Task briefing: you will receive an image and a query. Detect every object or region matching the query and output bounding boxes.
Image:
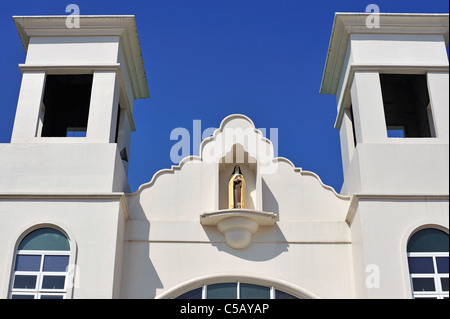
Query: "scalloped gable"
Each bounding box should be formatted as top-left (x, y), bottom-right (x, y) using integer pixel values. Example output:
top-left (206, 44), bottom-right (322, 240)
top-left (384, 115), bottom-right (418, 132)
top-left (200, 114), bottom-right (274, 170)
top-left (127, 114), bottom-right (350, 223)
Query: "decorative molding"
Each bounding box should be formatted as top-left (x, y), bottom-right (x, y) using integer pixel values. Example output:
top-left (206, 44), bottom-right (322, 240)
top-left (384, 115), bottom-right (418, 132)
top-left (155, 272), bottom-right (321, 299)
top-left (320, 13), bottom-right (449, 96)
top-left (0, 192), bottom-right (130, 220)
top-left (345, 193), bottom-right (450, 225)
top-left (130, 156), bottom-right (202, 195)
top-left (129, 114), bottom-right (349, 201)
top-left (201, 209), bottom-right (277, 249)
top-left (273, 157), bottom-right (350, 200)
top-left (201, 209), bottom-right (277, 226)
top-left (18, 63), bottom-right (121, 72)
top-left (13, 15), bottom-right (149, 100)
top-left (0, 192), bottom-right (125, 199)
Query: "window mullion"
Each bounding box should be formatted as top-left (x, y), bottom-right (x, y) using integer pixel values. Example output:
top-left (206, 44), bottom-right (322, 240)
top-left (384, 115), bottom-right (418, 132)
top-left (270, 286), bottom-right (275, 299)
top-left (237, 282), bottom-right (240, 299)
top-left (432, 255), bottom-right (438, 276)
top-left (202, 284), bottom-right (207, 299)
top-left (39, 251), bottom-right (45, 272)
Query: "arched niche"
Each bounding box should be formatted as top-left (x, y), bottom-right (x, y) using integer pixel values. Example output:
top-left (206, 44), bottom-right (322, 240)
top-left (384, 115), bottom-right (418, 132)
top-left (218, 144), bottom-right (258, 211)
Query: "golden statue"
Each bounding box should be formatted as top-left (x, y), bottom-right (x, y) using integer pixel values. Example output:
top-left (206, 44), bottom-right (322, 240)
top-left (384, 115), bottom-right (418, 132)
top-left (228, 165), bottom-right (246, 209)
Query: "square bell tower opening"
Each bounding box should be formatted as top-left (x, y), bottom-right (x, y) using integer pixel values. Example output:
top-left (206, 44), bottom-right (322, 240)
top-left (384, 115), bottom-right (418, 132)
top-left (39, 74), bottom-right (93, 138)
top-left (380, 74), bottom-right (436, 138)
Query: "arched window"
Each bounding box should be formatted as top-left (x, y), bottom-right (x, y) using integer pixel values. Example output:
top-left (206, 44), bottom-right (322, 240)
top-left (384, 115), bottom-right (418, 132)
top-left (9, 227), bottom-right (71, 299)
top-left (175, 282), bottom-right (299, 299)
top-left (407, 228), bottom-right (449, 299)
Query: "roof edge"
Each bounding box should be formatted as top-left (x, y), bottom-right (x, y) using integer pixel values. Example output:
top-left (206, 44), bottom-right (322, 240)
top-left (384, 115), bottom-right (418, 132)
top-left (320, 12), bottom-right (449, 96)
top-left (13, 15), bottom-right (149, 100)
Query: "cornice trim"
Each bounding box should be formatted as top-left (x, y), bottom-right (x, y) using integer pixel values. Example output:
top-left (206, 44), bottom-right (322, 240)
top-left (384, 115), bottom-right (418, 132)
top-left (320, 13), bottom-right (449, 96)
top-left (345, 193), bottom-right (449, 225)
top-left (13, 15), bottom-right (149, 100)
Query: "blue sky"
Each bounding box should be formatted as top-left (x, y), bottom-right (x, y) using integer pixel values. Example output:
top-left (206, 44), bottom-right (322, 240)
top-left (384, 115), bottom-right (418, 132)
top-left (0, 0), bottom-right (448, 192)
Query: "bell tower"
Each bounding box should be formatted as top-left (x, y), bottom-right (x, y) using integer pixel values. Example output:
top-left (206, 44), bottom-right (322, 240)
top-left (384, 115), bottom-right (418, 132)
top-left (3, 16), bottom-right (149, 193)
top-left (321, 13), bottom-right (449, 196)
top-left (320, 13), bottom-right (449, 298)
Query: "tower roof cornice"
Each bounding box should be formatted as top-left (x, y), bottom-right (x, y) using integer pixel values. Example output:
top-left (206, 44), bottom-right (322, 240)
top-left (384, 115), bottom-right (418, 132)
top-left (13, 15), bottom-right (149, 100)
top-left (320, 13), bottom-right (449, 96)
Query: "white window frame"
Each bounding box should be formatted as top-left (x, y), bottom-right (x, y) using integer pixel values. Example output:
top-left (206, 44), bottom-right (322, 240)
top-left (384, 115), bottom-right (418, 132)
top-left (9, 250), bottom-right (70, 299)
top-left (408, 252), bottom-right (449, 299)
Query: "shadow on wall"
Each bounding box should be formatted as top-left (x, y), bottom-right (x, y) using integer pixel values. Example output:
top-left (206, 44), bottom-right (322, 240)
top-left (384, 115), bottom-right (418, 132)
top-left (203, 175), bottom-right (287, 260)
top-left (121, 169), bottom-right (287, 295)
top-left (262, 177), bottom-right (279, 221)
top-left (120, 199), bottom-right (163, 298)
top-left (204, 224), bottom-right (289, 261)
top-left (201, 222), bottom-right (289, 262)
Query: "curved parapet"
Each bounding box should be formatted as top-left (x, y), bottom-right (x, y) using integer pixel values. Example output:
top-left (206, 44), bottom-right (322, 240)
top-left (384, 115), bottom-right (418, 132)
top-left (127, 114), bottom-right (350, 224)
top-left (130, 114), bottom-right (347, 201)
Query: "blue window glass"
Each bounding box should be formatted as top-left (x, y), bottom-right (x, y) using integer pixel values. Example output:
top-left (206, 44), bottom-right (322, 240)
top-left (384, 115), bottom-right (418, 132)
top-left (275, 289), bottom-right (299, 299)
top-left (11, 294), bottom-right (35, 299)
top-left (441, 278), bottom-right (449, 292)
top-left (43, 255), bottom-right (69, 272)
top-left (207, 283), bottom-right (237, 299)
top-left (14, 255), bottom-right (41, 271)
top-left (175, 287), bottom-right (202, 299)
top-left (175, 283), bottom-right (303, 300)
top-left (412, 278), bottom-right (435, 292)
top-left (18, 228), bottom-right (70, 251)
top-left (42, 276), bottom-right (65, 289)
top-left (408, 257), bottom-right (435, 274)
top-left (13, 275), bottom-right (37, 289)
top-left (240, 283), bottom-right (270, 299)
top-left (436, 257), bottom-right (449, 274)
top-left (40, 295), bottom-right (64, 299)
top-left (387, 127), bottom-right (405, 138)
top-left (407, 229), bottom-right (449, 253)
top-left (66, 128), bottom-right (87, 137)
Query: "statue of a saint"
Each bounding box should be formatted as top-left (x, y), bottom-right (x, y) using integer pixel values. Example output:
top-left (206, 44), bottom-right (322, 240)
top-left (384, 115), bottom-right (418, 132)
top-left (228, 165), bottom-right (246, 209)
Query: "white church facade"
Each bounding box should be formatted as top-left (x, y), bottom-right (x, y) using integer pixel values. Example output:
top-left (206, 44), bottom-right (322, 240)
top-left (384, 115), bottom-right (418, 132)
top-left (0, 13), bottom-right (448, 299)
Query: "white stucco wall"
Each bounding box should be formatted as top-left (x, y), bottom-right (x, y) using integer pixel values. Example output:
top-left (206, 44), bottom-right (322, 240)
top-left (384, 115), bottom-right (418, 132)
top-left (349, 197), bottom-right (449, 298)
top-left (341, 143), bottom-right (449, 195)
top-left (25, 36), bottom-right (120, 65)
top-left (121, 115), bottom-right (354, 299)
top-left (0, 144), bottom-right (129, 193)
top-left (0, 197), bottom-right (126, 299)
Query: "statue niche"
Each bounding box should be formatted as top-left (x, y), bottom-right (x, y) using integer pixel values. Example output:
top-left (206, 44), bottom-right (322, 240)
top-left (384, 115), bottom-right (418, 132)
top-left (228, 165), bottom-right (246, 209)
